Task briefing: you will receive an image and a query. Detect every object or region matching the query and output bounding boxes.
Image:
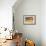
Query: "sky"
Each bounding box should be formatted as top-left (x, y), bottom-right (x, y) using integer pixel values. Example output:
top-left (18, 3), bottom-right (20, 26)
top-left (0, 0), bottom-right (16, 30)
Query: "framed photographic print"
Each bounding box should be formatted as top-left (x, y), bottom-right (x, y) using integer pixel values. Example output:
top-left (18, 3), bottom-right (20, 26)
top-left (23, 15), bottom-right (36, 25)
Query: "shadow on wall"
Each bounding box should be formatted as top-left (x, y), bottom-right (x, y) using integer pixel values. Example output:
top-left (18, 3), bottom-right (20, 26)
top-left (12, 0), bottom-right (41, 46)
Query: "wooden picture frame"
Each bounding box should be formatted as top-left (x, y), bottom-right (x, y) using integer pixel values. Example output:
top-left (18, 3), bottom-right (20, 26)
top-left (23, 15), bottom-right (36, 25)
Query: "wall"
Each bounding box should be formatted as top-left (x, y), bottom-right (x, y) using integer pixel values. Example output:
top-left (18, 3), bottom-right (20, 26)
top-left (13, 0), bottom-right (41, 46)
top-left (41, 0), bottom-right (46, 46)
top-left (0, 0), bottom-right (46, 46)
